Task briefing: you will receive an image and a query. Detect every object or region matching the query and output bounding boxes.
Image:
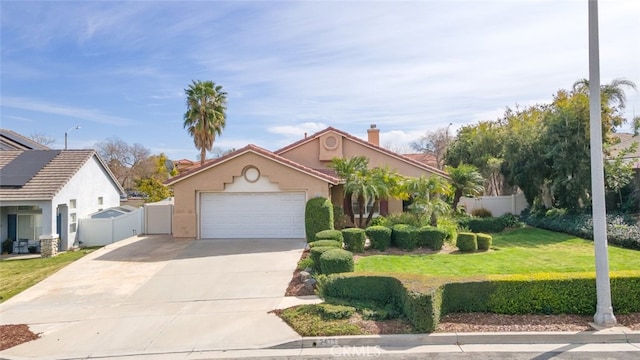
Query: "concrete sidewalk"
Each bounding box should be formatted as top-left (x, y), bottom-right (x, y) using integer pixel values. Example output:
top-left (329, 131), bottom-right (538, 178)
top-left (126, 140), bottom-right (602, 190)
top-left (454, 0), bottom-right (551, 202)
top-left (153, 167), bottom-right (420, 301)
top-left (0, 235), bottom-right (309, 359)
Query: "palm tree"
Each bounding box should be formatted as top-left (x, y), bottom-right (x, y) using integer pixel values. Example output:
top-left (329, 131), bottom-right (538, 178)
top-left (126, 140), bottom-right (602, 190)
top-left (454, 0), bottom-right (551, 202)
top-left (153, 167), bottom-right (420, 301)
top-left (183, 80), bottom-right (228, 165)
top-left (403, 175), bottom-right (451, 226)
top-left (572, 78), bottom-right (637, 109)
top-left (329, 156), bottom-right (369, 224)
top-left (445, 163), bottom-right (484, 211)
top-left (364, 167), bottom-right (403, 227)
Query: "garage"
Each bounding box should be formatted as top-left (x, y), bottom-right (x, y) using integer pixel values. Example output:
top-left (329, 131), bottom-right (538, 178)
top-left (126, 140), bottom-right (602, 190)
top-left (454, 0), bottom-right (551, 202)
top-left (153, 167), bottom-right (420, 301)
top-left (200, 192), bottom-right (306, 239)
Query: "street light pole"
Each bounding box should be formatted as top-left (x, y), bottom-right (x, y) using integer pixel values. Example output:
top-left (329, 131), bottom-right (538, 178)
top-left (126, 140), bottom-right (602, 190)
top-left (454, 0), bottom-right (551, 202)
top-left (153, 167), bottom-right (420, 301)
top-left (588, 0), bottom-right (616, 327)
top-left (64, 126), bottom-right (81, 150)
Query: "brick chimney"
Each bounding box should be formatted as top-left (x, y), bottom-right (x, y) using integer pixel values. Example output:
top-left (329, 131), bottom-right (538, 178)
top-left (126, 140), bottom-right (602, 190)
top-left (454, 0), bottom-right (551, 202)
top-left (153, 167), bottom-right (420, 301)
top-left (367, 124), bottom-right (380, 146)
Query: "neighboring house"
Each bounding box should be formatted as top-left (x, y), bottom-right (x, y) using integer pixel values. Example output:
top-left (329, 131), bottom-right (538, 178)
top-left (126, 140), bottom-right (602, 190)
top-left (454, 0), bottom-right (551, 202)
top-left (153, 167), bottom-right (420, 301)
top-left (402, 153), bottom-right (439, 169)
top-left (610, 133), bottom-right (640, 169)
top-left (0, 149), bottom-right (124, 252)
top-left (174, 159), bottom-right (198, 174)
top-left (166, 125), bottom-right (448, 240)
top-left (0, 128), bottom-right (49, 150)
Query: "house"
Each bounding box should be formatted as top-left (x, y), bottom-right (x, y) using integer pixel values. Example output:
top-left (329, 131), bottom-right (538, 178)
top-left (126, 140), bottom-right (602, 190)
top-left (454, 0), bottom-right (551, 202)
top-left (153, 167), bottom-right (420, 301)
top-left (173, 159), bottom-right (198, 174)
top-left (610, 133), bottom-right (640, 169)
top-left (166, 125), bottom-right (448, 240)
top-left (0, 149), bottom-right (124, 253)
top-left (0, 128), bottom-right (50, 150)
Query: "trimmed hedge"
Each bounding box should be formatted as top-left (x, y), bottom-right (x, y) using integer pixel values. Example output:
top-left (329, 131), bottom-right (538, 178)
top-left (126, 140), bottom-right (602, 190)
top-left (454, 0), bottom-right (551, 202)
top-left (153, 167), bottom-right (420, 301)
top-left (471, 208), bottom-right (493, 218)
top-left (309, 240), bottom-right (342, 249)
top-left (315, 229), bottom-right (344, 244)
top-left (320, 248), bottom-right (355, 275)
top-left (391, 224), bottom-right (418, 251)
top-left (476, 233), bottom-right (492, 251)
top-left (310, 246), bottom-right (337, 270)
top-left (365, 226), bottom-right (392, 251)
top-left (320, 272), bottom-right (640, 333)
top-left (342, 228), bottom-right (366, 253)
top-left (417, 226), bottom-right (448, 250)
top-left (456, 232), bottom-right (477, 252)
top-left (305, 197), bottom-right (334, 243)
top-left (458, 217), bottom-right (505, 233)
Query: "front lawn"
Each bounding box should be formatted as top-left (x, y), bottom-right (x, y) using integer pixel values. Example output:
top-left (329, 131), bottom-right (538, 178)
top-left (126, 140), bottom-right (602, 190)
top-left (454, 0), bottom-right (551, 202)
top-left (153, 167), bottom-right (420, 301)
top-left (355, 227), bottom-right (640, 276)
top-left (0, 248), bottom-right (98, 303)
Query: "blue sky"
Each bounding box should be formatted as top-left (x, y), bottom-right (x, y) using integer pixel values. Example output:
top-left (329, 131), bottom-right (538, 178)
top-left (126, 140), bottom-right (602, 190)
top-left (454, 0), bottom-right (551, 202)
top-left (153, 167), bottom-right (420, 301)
top-left (1, 0), bottom-right (639, 161)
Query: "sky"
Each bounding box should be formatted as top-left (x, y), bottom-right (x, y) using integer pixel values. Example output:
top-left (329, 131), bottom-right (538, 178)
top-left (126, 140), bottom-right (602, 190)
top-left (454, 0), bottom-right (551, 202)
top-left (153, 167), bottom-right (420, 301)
top-left (1, 0), bottom-right (639, 161)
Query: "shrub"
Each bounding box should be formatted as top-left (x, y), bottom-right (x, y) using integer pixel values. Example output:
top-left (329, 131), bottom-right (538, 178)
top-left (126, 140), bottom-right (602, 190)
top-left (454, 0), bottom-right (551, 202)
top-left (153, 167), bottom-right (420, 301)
top-left (322, 272), bottom-right (640, 333)
top-left (320, 248), bottom-right (355, 274)
top-left (365, 226), bottom-right (392, 251)
top-left (308, 240), bottom-right (342, 249)
top-left (456, 232), bottom-right (477, 252)
top-left (458, 217), bottom-right (505, 233)
top-left (316, 303), bottom-right (356, 320)
top-left (499, 213), bottom-right (523, 229)
top-left (391, 224), bottom-right (418, 251)
top-left (305, 197), bottom-right (334, 243)
top-left (342, 228), bottom-right (366, 253)
top-left (379, 212), bottom-right (424, 228)
top-left (310, 246), bottom-right (337, 270)
top-left (315, 229), bottom-right (344, 244)
top-left (333, 205), bottom-right (349, 230)
top-left (476, 233), bottom-right (492, 251)
top-left (417, 226), bottom-right (448, 250)
top-left (471, 208), bottom-right (493, 218)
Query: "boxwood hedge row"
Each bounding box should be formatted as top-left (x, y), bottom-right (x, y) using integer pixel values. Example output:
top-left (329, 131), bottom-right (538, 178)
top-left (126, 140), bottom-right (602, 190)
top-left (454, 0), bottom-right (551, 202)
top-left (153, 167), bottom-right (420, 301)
top-left (320, 272), bottom-right (640, 333)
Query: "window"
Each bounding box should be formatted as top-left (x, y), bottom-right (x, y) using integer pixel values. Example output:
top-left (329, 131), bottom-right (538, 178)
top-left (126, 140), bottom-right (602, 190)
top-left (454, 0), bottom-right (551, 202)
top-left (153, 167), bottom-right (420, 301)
top-left (70, 199), bottom-right (77, 209)
top-left (352, 198), bottom-right (377, 217)
top-left (98, 197), bottom-right (103, 205)
top-left (70, 213), bottom-right (77, 233)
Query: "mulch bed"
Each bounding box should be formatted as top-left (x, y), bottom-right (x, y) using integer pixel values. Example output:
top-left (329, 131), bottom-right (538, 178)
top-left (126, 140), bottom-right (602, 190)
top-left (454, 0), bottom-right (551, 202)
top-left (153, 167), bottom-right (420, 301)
top-left (285, 250), bottom-right (315, 297)
top-left (0, 324), bottom-right (40, 351)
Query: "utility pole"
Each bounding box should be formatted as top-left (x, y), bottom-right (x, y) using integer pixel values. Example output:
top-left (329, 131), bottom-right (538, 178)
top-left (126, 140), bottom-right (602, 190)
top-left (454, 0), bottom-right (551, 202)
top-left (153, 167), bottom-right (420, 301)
top-left (588, 0), bottom-right (616, 327)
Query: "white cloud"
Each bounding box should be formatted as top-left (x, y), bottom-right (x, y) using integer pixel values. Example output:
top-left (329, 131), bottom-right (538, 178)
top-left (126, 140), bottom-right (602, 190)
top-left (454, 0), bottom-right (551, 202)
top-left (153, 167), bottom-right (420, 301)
top-left (1, 97), bottom-right (131, 126)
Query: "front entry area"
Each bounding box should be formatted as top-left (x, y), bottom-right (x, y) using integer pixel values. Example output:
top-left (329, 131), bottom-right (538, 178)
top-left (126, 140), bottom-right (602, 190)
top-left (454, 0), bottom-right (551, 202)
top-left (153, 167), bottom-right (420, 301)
top-left (199, 192), bottom-right (306, 239)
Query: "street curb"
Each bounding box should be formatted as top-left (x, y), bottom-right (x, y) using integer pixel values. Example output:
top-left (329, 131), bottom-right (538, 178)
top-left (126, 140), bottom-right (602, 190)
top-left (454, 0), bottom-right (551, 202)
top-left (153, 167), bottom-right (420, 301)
top-left (269, 330), bottom-right (640, 349)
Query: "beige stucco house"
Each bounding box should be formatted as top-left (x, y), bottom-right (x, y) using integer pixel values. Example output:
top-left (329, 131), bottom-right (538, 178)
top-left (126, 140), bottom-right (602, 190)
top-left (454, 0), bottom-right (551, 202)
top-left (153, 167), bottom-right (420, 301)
top-left (166, 125), bottom-right (447, 240)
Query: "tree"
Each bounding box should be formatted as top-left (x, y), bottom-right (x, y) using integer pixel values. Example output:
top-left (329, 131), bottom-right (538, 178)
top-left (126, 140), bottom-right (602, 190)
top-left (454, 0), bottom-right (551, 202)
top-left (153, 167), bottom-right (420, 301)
top-left (445, 163), bottom-right (484, 211)
top-left (572, 78), bottom-right (637, 136)
top-left (30, 132), bottom-right (55, 147)
top-left (96, 137), bottom-right (151, 189)
top-left (403, 175), bottom-right (451, 226)
top-left (363, 167), bottom-right (403, 227)
top-left (136, 153), bottom-right (175, 202)
top-left (329, 156), bottom-right (369, 225)
top-left (183, 80), bottom-right (228, 166)
top-left (633, 115), bottom-right (640, 136)
top-left (410, 126), bottom-right (453, 169)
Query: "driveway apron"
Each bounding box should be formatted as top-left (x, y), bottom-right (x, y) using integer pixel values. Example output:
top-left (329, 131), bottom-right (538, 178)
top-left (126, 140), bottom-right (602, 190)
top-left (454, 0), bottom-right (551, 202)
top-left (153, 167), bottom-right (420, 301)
top-left (0, 235), bottom-right (306, 359)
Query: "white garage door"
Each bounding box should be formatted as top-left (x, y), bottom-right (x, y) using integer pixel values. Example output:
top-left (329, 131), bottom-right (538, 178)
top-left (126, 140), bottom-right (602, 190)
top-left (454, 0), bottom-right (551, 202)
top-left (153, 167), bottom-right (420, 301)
top-left (200, 192), bottom-right (306, 238)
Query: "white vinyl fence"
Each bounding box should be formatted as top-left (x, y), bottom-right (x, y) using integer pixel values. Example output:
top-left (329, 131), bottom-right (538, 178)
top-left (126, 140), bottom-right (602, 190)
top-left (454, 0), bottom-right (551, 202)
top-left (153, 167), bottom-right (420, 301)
top-left (78, 207), bottom-right (144, 246)
top-left (459, 192), bottom-right (529, 217)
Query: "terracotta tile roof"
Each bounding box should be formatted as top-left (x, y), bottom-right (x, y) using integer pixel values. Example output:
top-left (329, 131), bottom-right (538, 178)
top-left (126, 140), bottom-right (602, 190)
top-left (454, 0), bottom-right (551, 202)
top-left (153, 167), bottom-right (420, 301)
top-left (165, 144), bottom-right (341, 185)
top-left (0, 150), bottom-right (123, 200)
top-left (0, 128), bottom-right (49, 150)
top-left (275, 127), bottom-right (450, 178)
top-left (402, 153), bottom-right (439, 168)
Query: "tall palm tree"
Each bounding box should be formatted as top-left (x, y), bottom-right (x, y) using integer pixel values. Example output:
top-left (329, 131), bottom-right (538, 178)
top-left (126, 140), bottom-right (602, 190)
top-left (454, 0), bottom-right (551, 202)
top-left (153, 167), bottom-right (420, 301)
top-left (329, 156), bottom-right (369, 224)
top-left (572, 78), bottom-right (637, 109)
top-left (445, 163), bottom-right (484, 211)
top-left (183, 80), bottom-right (228, 165)
top-left (364, 167), bottom-right (403, 227)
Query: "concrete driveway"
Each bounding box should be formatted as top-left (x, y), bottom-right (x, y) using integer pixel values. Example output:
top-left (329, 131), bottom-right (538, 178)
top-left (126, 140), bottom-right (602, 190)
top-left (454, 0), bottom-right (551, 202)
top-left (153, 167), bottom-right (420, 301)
top-left (0, 235), bottom-right (308, 359)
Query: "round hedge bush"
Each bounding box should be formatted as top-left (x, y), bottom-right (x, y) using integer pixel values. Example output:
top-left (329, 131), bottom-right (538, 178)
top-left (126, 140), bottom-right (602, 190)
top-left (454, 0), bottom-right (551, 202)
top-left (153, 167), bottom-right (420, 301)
top-left (365, 226), bottom-right (392, 251)
top-left (417, 226), bottom-right (448, 250)
top-left (315, 229), bottom-right (344, 244)
top-left (476, 233), bottom-right (492, 251)
top-left (391, 224), bottom-right (418, 251)
top-left (305, 197), bottom-right (334, 243)
top-left (342, 228), bottom-right (366, 253)
top-left (309, 240), bottom-right (342, 249)
top-left (310, 246), bottom-right (337, 270)
top-left (319, 248), bottom-right (354, 275)
top-left (457, 232), bottom-right (478, 252)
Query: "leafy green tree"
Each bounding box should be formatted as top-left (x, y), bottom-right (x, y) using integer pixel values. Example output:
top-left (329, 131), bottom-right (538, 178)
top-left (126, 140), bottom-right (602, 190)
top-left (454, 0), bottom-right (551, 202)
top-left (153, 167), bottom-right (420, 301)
top-left (604, 142), bottom-right (637, 208)
top-left (137, 153), bottom-right (175, 202)
top-left (183, 80), bottom-right (228, 165)
top-left (445, 164), bottom-right (484, 211)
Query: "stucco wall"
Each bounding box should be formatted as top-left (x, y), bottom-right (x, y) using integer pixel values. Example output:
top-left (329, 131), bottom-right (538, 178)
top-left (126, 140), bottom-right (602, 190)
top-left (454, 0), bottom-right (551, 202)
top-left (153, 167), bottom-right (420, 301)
top-left (171, 151), bottom-right (332, 239)
top-left (53, 155), bottom-right (121, 249)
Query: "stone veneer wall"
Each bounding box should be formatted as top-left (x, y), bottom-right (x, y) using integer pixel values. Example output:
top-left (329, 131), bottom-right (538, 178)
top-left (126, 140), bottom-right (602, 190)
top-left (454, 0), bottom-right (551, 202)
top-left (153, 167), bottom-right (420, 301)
top-left (39, 235), bottom-right (59, 258)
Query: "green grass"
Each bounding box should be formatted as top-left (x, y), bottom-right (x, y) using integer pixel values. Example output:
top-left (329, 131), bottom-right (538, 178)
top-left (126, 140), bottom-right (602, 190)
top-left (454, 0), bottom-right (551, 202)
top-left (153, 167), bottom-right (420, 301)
top-left (0, 248), bottom-right (98, 303)
top-left (276, 305), bottom-right (364, 336)
top-left (355, 227), bottom-right (640, 276)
